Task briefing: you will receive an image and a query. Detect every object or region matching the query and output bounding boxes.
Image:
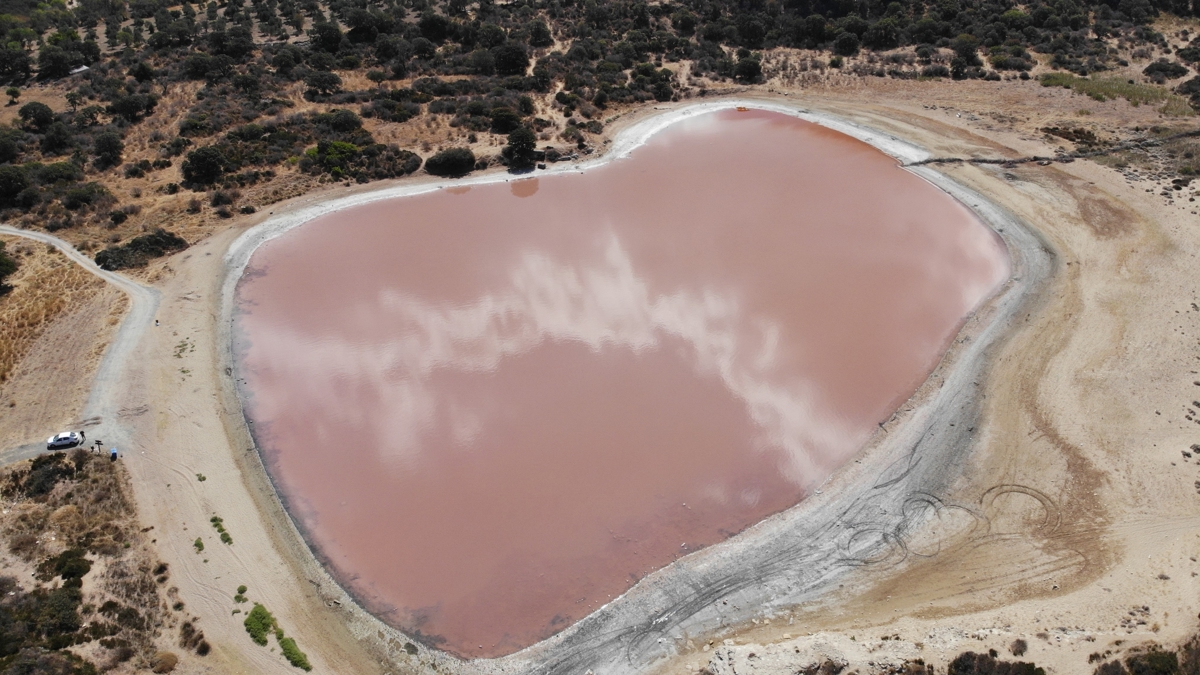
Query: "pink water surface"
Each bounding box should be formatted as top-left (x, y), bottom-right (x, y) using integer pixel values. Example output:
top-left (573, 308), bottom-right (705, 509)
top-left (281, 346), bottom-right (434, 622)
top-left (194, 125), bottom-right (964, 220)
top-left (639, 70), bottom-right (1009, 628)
top-left (234, 109), bottom-right (1009, 657)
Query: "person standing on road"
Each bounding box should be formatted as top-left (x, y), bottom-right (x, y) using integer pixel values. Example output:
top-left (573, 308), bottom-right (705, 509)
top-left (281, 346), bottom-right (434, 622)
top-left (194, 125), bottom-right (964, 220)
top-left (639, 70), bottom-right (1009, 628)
top-left (110, 447), bottom-right (117, 462)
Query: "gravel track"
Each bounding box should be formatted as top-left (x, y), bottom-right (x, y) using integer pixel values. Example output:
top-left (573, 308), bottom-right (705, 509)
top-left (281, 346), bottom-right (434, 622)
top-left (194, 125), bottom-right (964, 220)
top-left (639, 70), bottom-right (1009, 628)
top-left (0, 224), bottom-right (160, 465)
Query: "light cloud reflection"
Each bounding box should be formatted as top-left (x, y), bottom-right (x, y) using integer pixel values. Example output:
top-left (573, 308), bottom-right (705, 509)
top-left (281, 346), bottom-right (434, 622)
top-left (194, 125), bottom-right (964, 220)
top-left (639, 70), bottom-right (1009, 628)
top-left (249, 234), bottom-right (865, 489)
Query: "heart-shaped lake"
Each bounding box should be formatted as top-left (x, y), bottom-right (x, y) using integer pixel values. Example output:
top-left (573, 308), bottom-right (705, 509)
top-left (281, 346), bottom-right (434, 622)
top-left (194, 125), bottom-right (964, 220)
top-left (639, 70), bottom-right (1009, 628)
top-left (233, 108), bottom-right (1009, 658)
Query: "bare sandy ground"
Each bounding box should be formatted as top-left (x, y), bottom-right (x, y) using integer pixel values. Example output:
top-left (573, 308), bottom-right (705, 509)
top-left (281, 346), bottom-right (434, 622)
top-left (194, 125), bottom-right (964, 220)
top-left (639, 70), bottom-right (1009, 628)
top-left (5, 81), bottom-right (1200, 675)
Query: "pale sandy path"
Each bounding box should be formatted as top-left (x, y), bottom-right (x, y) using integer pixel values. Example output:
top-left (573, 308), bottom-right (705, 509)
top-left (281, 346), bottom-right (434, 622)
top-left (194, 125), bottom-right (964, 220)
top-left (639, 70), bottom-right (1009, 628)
top-left (0, 224), bottom-right (160, 462)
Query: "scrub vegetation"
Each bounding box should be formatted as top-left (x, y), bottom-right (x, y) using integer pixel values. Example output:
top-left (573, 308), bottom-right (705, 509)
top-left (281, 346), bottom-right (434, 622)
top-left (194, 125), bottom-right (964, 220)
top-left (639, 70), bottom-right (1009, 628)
top-left (946, 651), bottom-right (1046, 674)
top-left (706, 641), bottom-right (1200, 674)
top-left (93, 227), bottom-right (188, 270)
top-left (1041, 71), bottom-right (1190, 109)
top-left (0, 450), bottom-right (209, 671)
top-left (243, 602), bottom-right (313, 670)
top-left (243, 602), bottom-right (274, 645)
top-left (0, 241), bottom-right (17, 295)
top-left (209, 515), bottom-right (232, 544)
top-left (0, 0), bottom-right (1191, 269)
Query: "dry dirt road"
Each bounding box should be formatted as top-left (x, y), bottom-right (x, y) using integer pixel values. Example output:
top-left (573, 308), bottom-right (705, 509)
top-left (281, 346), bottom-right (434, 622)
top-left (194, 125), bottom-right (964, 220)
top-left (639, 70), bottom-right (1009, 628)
top-left (0, 224), bottom-right (160, 465)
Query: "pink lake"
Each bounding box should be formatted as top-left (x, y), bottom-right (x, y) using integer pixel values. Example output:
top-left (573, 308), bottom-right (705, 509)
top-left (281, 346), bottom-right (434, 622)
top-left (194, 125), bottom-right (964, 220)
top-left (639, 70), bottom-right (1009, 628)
top-left (234, 109), bottom-right (1009, 658)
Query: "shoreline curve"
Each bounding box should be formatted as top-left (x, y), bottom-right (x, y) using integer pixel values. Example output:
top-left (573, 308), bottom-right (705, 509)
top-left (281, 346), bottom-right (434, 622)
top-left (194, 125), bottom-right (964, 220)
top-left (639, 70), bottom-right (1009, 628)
top-left (216, 98), bottom-right (1054, 675)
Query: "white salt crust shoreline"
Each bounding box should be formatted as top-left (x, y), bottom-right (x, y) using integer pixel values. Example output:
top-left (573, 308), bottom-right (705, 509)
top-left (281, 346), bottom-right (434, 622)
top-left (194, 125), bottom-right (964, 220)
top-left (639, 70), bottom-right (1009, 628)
top-left (217, 99), bottom-right (1053, 675)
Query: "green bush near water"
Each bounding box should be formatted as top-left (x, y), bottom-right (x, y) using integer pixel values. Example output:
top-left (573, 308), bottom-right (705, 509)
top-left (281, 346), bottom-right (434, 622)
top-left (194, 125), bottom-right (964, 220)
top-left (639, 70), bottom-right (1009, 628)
top-left (424, 147), bottom-right (476, 177)
top-left (243, 603), bottom-right (274, 646)
top-left (242, 602), bottom-right (312, 670)
top-left (279, 636), bottom-right (312, 671)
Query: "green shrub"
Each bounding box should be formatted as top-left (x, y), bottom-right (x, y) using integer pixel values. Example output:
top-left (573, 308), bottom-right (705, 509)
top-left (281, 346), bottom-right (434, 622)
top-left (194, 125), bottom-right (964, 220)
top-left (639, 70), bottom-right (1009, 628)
top-left (182, 146), bottom-right (227, 185)
top-left (0, 240), bottom-right (17, 295)
top-left (305, 139), bottom-right (360, 171)
top-left (489, 106), bottom-right (521, 133)
top-left (193, 538), bottom-right (203, 552)
top-left (18, 101), bottom-right (53, 131)
top-left (278, 636), bottom-right (312, 671)
top-left (94, 229), bottom-right (188, 271)
top-left (61, 182), bottom-right (108, 210)
top-left (37, 548), bottom-right (92, 581)
top-left (504, 126), bottom-right (537, 169)
top-left (949, 651), bottom-right (1045, 675)
top-left (304, 70), bottom-right (342, 96)
top-left (243, 604), bottom-right (274, 646)
top-left (1178, 43), bottom-right (1200, 63)
top-left (1143, 59), bottom-right (1188, 81)
top-left (107, 93), bottom-right (157, 122)
top-left (425, 147), bottom-right (475, 176)
top-left (1125, 649), bottom-right (1179, 675)
top-left (0, 164), bottom-right (27, 206)
top-left (92, 128), bottom-right (124, 166)
top-left (35, 161), bottom-right (83, 185)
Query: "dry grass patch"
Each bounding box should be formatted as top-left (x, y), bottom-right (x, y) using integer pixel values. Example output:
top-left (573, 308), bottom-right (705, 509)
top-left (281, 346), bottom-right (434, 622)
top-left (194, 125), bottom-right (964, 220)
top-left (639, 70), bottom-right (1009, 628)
top-left (1040, 72), bottom-right (1195, 116)
top-left (0, 236), bottom-right (105, 385)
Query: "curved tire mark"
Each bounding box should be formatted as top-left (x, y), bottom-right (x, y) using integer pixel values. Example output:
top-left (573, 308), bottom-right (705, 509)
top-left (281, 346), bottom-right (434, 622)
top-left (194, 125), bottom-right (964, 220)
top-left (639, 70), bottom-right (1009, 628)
top-left (980, 483), bottom-right (1062, 534)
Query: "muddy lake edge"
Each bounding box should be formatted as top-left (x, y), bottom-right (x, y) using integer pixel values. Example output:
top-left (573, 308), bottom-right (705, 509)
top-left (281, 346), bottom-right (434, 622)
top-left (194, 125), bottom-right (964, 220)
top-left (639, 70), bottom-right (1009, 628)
top-left (213, 97), bottom-right (1054, 675)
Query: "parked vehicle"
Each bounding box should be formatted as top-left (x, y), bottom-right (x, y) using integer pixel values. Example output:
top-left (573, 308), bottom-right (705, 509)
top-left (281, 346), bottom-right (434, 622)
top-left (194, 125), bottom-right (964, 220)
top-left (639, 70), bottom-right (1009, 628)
top-left (46, 431), bottom-right (84, 450)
